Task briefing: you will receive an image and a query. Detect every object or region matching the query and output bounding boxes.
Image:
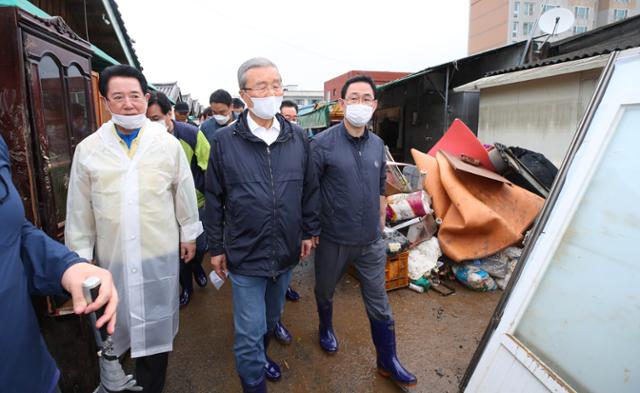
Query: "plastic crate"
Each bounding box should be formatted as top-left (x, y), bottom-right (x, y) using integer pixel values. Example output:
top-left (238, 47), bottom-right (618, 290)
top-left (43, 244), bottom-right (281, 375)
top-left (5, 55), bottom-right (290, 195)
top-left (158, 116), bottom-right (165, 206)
top-left (348, 251), bottom-right (409, 291)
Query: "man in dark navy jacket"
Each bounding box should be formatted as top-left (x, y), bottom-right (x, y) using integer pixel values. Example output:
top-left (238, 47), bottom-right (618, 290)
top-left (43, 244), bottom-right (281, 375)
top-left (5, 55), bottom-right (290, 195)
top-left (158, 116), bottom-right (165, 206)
top-left (199, 89), bottom-right (238, 142)
top-left (311, 75), bottom-right (417, 387)
top-left (0, 135), bottom-right (118, 393)
top-left (204, 57), bottom-right (319, 393)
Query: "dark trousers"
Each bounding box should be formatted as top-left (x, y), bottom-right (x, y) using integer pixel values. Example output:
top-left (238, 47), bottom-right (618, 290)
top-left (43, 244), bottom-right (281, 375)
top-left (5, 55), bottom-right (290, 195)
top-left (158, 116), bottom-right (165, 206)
top-left (179, 246), bottom-right (206, 293)
top-left (180, 207), bottom-right (207, 293)
top-left (135, 352), bottom-right (169, 393)
top-left (314, 237), bottom-right (392, 321)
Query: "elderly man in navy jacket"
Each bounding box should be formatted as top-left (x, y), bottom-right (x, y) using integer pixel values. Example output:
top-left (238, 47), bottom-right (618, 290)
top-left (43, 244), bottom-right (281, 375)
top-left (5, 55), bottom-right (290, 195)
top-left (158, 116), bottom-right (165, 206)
top-left (311, 75), bottom-right (417, 387)
top-left (204, 57), bottom-right (319, 393)
top-left (0, 135), bottom-right (118, 393)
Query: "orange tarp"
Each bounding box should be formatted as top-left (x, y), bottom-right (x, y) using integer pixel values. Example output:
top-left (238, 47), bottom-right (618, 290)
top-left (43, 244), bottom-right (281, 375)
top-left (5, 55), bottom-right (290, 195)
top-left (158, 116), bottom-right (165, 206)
top-left (412, 149), bottom-right (544, 262)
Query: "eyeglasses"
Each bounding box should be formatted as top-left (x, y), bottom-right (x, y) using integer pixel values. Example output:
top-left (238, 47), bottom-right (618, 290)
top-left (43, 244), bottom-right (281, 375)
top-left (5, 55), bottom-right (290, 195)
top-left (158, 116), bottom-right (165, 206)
top-left (243, 83), bottom-right (284, 96)
top-left (345, 95), bottom-right (375, 105)
top-left (108, 94), bottom-right (146, 104)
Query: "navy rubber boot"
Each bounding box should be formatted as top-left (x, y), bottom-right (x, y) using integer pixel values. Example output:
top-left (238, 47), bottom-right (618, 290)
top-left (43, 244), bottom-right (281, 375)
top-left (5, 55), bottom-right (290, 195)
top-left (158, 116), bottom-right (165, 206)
top-left (285, 286), bottom-right (300, 302)
top-left (369, 318), bottom-right (417, 386)
top-left (179, 288), bottom-right (191, 307)
top-left (193, 263), bottom-right (208, 288)
top-left (240, 374), bottom-right (267, 393)
top-left (317, 302), bottom-right (338, 354)
top-left (274, 320), bottom-right (292, 345)
top-left (179, 260), bottom-right (193, 307)
top-left (263, 334), bottom-right (281, 381)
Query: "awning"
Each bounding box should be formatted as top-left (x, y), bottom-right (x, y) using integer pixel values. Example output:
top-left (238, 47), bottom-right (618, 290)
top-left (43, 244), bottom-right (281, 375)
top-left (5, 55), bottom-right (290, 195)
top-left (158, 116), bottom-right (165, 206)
top-left (454, 54), bottom-right (610, 92)
top-left (91, 44), bottom-right (119, 66)
top-left (298, 105), bottom-right (330, 129)
top-left (298, 101), bottom-right (344, 129)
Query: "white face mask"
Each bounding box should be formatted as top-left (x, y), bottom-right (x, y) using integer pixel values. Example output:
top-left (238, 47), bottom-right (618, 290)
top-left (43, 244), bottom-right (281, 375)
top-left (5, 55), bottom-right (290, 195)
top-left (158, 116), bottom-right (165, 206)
top-left (213, 114), bottom-right (230, 125)
top-left (111, 112), bottom-right (147, 130)
top-left (249, 95), bottom-right (283, 120)
top-left (153, 120), bottom-right (167, 129)
top-left (345, 104), bottom-right (374, 127)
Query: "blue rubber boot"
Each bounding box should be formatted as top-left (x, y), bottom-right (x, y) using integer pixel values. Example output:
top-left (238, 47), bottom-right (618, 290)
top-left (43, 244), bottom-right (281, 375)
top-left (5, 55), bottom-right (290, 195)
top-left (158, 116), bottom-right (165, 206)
top-left (263, 334), bottom-right (281, 381)
top-left (369, 318), bottom-right (417, 386)
top-left (317, 302), bottom-right (338, 354)
top-left (274, 320), bottom-right (292, 345)
top-left (285, 286), bottom-right (300, 302)
top-left (240, 374), bottom-right (267, 393)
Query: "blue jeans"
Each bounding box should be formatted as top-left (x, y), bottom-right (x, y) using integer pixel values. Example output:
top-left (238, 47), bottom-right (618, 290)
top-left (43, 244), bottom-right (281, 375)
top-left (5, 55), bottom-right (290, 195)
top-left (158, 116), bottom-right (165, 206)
top-left (229, 269), bottom-right (292, 384)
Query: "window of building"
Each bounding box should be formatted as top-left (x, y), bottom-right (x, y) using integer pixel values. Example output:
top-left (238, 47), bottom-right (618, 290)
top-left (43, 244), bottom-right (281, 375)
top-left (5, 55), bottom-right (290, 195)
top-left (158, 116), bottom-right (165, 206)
top-left (512, 21), bottom-right (519, 37)
top-left (573, 25), bottom-right (588, 34)
top-left (523, 22), bottom-right (534, 35)
top-left (575, 6), bottom-right (590, 19)
top-left (513, 1), bottom-right (520, 18)
top-left (616, 0), bottom-right (629, 4)
top-left (543, 4), bottom-right (559, 13)
top-left (524, 2), bottom-right (534, 16)
top-left (613, 9), bottom-right (628, 21)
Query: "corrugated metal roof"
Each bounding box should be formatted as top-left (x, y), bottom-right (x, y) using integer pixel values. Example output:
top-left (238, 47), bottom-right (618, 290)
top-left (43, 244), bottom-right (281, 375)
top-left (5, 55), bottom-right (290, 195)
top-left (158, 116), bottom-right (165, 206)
top-left (454, 54), bottom-right (610, 92)
top-left (377, 41), bottom-right (526, 91)
top-left (486, 47), bottom-right (628, 76)
top-left (487, 14), bottom-right (640, 77)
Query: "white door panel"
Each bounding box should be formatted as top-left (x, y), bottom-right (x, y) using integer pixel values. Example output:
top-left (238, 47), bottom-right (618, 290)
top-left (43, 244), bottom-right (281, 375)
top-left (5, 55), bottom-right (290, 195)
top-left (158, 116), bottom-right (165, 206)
top-left (465, 48), bottom-right (640, 393)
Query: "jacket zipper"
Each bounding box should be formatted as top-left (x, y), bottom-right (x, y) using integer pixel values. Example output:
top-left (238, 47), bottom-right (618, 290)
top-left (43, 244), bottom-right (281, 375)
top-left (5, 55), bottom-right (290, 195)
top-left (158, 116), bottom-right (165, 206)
top-left (354, 140), bottom-right (367, 242)
top-left (266, 145), bottom-right (277, 278)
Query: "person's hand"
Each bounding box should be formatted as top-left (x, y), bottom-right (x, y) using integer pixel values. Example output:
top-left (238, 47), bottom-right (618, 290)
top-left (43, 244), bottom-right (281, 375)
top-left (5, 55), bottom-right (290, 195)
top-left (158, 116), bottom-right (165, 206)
top-left (210, 254), bottom-right (228, 280)
top-left (180, 242), bottom-right (196, 262)
top-left (301, 239), bottom-right (313, 259)
top-left (60, 262), bottom-right (118, 335)
top-left (312, 236), bottom-right (320, 247)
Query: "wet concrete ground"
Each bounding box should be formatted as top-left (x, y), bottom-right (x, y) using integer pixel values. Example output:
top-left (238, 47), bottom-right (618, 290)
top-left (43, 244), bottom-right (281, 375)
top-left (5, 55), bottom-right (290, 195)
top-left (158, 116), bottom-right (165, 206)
top-left (164, 254), bottom-right (501, 393)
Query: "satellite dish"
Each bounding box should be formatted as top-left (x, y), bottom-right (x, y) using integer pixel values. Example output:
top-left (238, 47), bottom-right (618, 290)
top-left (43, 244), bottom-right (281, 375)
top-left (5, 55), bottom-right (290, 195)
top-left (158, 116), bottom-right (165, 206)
top-left (538, 7), bottom-right (575, 35)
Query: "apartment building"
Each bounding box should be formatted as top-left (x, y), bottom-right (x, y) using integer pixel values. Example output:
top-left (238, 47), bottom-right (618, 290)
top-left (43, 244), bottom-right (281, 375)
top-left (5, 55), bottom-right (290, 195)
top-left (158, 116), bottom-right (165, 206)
top-left (469, 0), bottom-right (640, 54)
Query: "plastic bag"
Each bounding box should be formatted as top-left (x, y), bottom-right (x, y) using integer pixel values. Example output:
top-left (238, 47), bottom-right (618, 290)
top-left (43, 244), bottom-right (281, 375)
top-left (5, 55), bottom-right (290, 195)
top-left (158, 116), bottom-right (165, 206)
top-left (452, 263), bottom-right (497, 292)
top-left (402, 165), bottom-right (427, 192)
top-left (408, 237), bottom-right (442, 280)
top-left (479, 247), bottom-right (522, 289)
top-left (386, 191), bottom-right (433, 223)
top-left (382, 228), bottom-right (410, 256)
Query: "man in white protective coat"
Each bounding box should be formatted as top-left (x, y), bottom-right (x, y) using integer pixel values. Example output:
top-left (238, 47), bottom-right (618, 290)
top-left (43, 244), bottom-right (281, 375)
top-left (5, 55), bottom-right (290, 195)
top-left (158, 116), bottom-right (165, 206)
top-left (65, 64), bottom-right (202, 393)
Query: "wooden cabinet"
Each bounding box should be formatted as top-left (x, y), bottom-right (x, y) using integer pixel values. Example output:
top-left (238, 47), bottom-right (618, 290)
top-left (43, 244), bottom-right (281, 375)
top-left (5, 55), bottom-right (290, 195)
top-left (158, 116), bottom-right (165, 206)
top-left (0, 7), bottom-right (100, 392)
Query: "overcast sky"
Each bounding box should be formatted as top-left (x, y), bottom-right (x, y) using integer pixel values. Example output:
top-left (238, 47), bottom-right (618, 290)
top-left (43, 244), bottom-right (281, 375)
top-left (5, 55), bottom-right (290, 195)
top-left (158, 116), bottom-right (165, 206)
top-left (116, 0), bottom-right (470, 104)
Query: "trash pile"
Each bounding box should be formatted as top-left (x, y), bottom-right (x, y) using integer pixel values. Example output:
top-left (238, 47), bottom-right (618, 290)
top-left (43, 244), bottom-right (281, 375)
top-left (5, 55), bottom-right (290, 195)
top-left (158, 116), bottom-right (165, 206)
top-left (380, 119), bottom-right (553, 294)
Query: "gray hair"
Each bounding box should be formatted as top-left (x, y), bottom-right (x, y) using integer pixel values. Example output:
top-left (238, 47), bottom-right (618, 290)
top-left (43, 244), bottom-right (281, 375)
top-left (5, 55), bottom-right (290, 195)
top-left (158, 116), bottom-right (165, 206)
top-left (237, 57), bottom-right (279, 89)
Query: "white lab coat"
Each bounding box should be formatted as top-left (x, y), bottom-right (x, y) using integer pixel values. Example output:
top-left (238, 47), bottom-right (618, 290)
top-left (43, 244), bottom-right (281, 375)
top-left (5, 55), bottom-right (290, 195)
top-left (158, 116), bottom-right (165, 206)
top-left (65, 119), bottom-right (202, 358)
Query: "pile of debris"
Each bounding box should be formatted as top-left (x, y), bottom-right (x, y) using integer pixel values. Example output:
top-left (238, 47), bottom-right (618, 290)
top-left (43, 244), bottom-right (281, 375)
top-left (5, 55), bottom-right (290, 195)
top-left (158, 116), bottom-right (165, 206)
top-left (379, 119), bottom-right (555, 294)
